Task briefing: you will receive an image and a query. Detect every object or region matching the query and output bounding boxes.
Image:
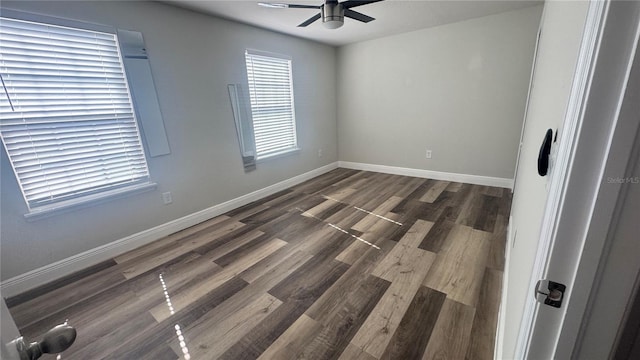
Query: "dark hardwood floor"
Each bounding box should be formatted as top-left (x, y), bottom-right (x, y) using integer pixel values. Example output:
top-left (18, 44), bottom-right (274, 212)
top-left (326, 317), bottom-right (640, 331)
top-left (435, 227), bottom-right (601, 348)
top-left (6, 168), bottom-right (511, 360)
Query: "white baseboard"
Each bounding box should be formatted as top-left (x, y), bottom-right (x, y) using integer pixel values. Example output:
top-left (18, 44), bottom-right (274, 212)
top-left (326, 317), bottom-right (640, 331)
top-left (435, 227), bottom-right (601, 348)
top-left (495, 217), bottom-right (514, 360)
top-left (338, 161), bottom-right (514, 189)
top-left (0, 162), bottom-right (338, 298)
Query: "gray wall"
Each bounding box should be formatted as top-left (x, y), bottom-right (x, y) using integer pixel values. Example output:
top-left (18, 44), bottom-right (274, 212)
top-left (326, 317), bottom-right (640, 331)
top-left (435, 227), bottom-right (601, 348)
top-left (0, 1), bottom-right (338, 280)
top-left (336, 6), bottom-right (541, 179)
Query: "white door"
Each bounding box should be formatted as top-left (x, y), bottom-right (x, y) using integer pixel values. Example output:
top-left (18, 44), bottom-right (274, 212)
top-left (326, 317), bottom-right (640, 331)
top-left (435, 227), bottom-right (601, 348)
top-left (500, 1), bottom-right (590, 358)
top-left (518, 1), bottom-right (640, 358)
top-left (1, 298), bottom-right (22, 360)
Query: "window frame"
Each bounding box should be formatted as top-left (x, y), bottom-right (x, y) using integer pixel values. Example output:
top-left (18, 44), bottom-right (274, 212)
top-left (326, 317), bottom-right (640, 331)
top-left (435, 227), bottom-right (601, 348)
top-left (0, 11), bottom-right (156, 220)
top-left (244, 49), bottom-right (300, 161)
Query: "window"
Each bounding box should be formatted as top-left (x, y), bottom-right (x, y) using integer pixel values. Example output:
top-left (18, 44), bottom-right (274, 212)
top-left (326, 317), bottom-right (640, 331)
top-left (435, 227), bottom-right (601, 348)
top-left (0, 16), bottom-right (153, 216)
top-left (245, 50), bottom-right (298, 160)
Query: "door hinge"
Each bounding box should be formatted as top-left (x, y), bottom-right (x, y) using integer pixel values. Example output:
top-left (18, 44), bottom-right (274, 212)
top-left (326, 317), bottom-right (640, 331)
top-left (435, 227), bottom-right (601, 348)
top-left (534, 279), bottom-right (566, 308)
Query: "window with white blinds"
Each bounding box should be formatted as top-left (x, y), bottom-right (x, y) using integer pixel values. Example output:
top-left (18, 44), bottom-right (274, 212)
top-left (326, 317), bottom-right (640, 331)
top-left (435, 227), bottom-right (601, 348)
top-left (0, 16), bottom-right (152, 213)
top-left (245, 50), bottom-right (298, 159)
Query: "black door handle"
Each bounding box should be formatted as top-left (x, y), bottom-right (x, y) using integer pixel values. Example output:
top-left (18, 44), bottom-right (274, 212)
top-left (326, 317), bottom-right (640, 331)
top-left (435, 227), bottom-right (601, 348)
top-left (538, 129), bottom-right (553, 176)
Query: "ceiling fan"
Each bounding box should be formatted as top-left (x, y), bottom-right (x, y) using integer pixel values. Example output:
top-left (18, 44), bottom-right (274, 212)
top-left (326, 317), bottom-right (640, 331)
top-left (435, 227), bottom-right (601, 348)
top-left (258, 0), bottom-right (384, 29)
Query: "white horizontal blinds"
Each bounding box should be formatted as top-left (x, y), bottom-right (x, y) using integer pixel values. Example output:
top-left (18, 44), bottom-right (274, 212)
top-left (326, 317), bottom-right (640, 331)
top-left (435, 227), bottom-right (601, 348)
top-left (0, 17), bottom-right (150, 209)
top-left (245, 50), bottom-right (297, 158)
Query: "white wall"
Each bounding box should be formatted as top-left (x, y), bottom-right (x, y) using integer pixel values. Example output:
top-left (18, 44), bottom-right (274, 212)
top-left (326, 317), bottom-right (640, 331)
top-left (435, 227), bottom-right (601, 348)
top-left (0, 1), bottom-right (337, 280)
top-left (336, 6), bottom-right (542, 180)
top-left (503, 1), bottom-right (589, 358)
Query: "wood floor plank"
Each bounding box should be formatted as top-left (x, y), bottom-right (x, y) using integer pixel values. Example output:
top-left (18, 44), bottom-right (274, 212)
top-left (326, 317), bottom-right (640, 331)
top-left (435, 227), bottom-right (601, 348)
top-left (9, 264), bottom-right (127, 329)
top-left (372, 219), bottom-right (435, 281)
top-left (305, 238), bottom-right (395, 321)
top-left (474, 194), bottom-right (500, 232)
top-left (282, 193), bottom-right (327, 214)
top-left (213, 232), bottom-right (275, 267)
top-left (292, 223), bottom-right (350, 256)
top-left (351, 249), bottom-right (435, 358)
top-left (335, 213), bottom-right (400, 266)
top-left (105, 277), bottom-right (249, 360)
top-left (120, 220), bottom-right (246, 279)
top-left (133, 251), bottom-right (222, 304)
top-left (420, 180), bottom-right (450, 203)
top-left (296, 275), bottom-right (391, 360)
top-left (325, 205), bottom-right (369, 231)
top-left (402, 178), bottom-right (433, 202)
top-left (69, 311), bottom-right (159, 359)
top-left (391, 176), bottom-right (427, 198)
top-left (419, 209), bottom-right (456, 253)
top-left (259, 211), bottom-right (324, 243)
top-left (240, 205), bottom-right (289, 226)
top-left (184, 292), bottom-right (282, 359)
top-left (445, 181), bottom-right (464, 192)
top-left (268, 256), bottom-right (350, 304)
top-left (352, 196), bottom-right (404, 232)
top-left (197, 229), bottom-right (264, 262)
top-left (191, 224), bottom-right (260, 256)
top-left (339, 343), bottom-right (378, 360)
top-left (292, 168), bottom-right (360, 194)
top-left (238, 245), bottom-right (296, 283)
top-left (256, 314), bottom-right (321, 360)
top-left (4, 259), bottom-right (117, 308)
top-left (482, 186), bottom-right (504, 198)
top-left (220, 253), bottom-right (351, 359)
top-left (456, 185), bottom-right (485, 227)
top-left (422, 299), bottom-right (477, 360)
top-left (341, 174), bottom-right (400, 208)
top-left (380, 286), bottom-right (447, 360)
top-left (322, 186), bottom-right (358, 202)
top-left (422, 225), bottom-right (492, 306)
top-left (487, 214), bottom-right (508, 271)
top-left (335, 239), bottom-right (380, 266)
top-left (466, 268), bottom-right (503, 360)
top-left (261, 190), bottom-right (310, 210)
top-left (22, 288), bottom-right (138, 344)
top-left (167, 249), bottom-right (313, 347)
top-left (23, 252), bottom-right (219, 340)
top-left (149, 237), bottom-right (287, 321)
top-left (303, 198), bottom-right (343, 218)
top-left (114, 215), bottom-right (231, 264)
top-left (498, 190), bottom-right (513, 218)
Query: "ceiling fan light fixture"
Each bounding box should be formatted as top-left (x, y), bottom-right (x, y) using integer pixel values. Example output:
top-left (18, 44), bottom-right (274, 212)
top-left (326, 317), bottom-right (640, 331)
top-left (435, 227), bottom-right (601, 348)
top-left (262, 0), bottom-right (381, 29)
top-left (322, 19), bottom-right (344, 29)
top-left (321, 3), bottom-right (344, 29)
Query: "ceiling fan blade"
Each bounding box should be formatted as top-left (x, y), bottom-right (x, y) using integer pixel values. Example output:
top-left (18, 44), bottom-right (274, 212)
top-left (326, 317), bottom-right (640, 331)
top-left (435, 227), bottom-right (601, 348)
top-left (288, 4), bottom-right (322, 9)
top-left (298, 13), bottom-right (321, 27)
top-left (342, 0), bottom-right (384, 9)
top-left (258, 3), bottom-right (320, 9)
top-left (344, 9), bottom-right (375, 23)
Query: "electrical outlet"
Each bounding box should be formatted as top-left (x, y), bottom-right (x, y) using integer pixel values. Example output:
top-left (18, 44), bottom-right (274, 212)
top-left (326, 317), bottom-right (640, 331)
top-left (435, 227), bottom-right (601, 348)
top-left (426, 149), bottom-right (432, 159)
top-left (318, 148), bottom-right (323, 157)
top-left (162, 191), bottom-right (173, 205)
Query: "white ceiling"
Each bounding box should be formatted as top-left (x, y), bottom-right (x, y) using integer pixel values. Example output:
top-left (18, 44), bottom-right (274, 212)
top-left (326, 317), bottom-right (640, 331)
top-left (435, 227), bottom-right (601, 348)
top-left (161, 0), bottom-right (541, 46)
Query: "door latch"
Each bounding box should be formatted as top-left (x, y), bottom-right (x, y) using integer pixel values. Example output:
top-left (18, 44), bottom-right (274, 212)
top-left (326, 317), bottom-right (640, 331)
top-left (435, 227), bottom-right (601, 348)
top-left (534, 279), bottom-right (566, 308)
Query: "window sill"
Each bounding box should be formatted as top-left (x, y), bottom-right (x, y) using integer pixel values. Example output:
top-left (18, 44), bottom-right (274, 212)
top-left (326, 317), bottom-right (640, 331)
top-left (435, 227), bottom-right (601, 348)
top-left (24, 182), bottom-right (158, 222)
top-left (256, 147), bottom-right (301, 163)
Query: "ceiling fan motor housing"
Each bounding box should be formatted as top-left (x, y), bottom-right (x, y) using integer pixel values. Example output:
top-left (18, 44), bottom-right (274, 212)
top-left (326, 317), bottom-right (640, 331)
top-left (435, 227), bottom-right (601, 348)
top-left (321, 2), bottom-right (344, 28)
